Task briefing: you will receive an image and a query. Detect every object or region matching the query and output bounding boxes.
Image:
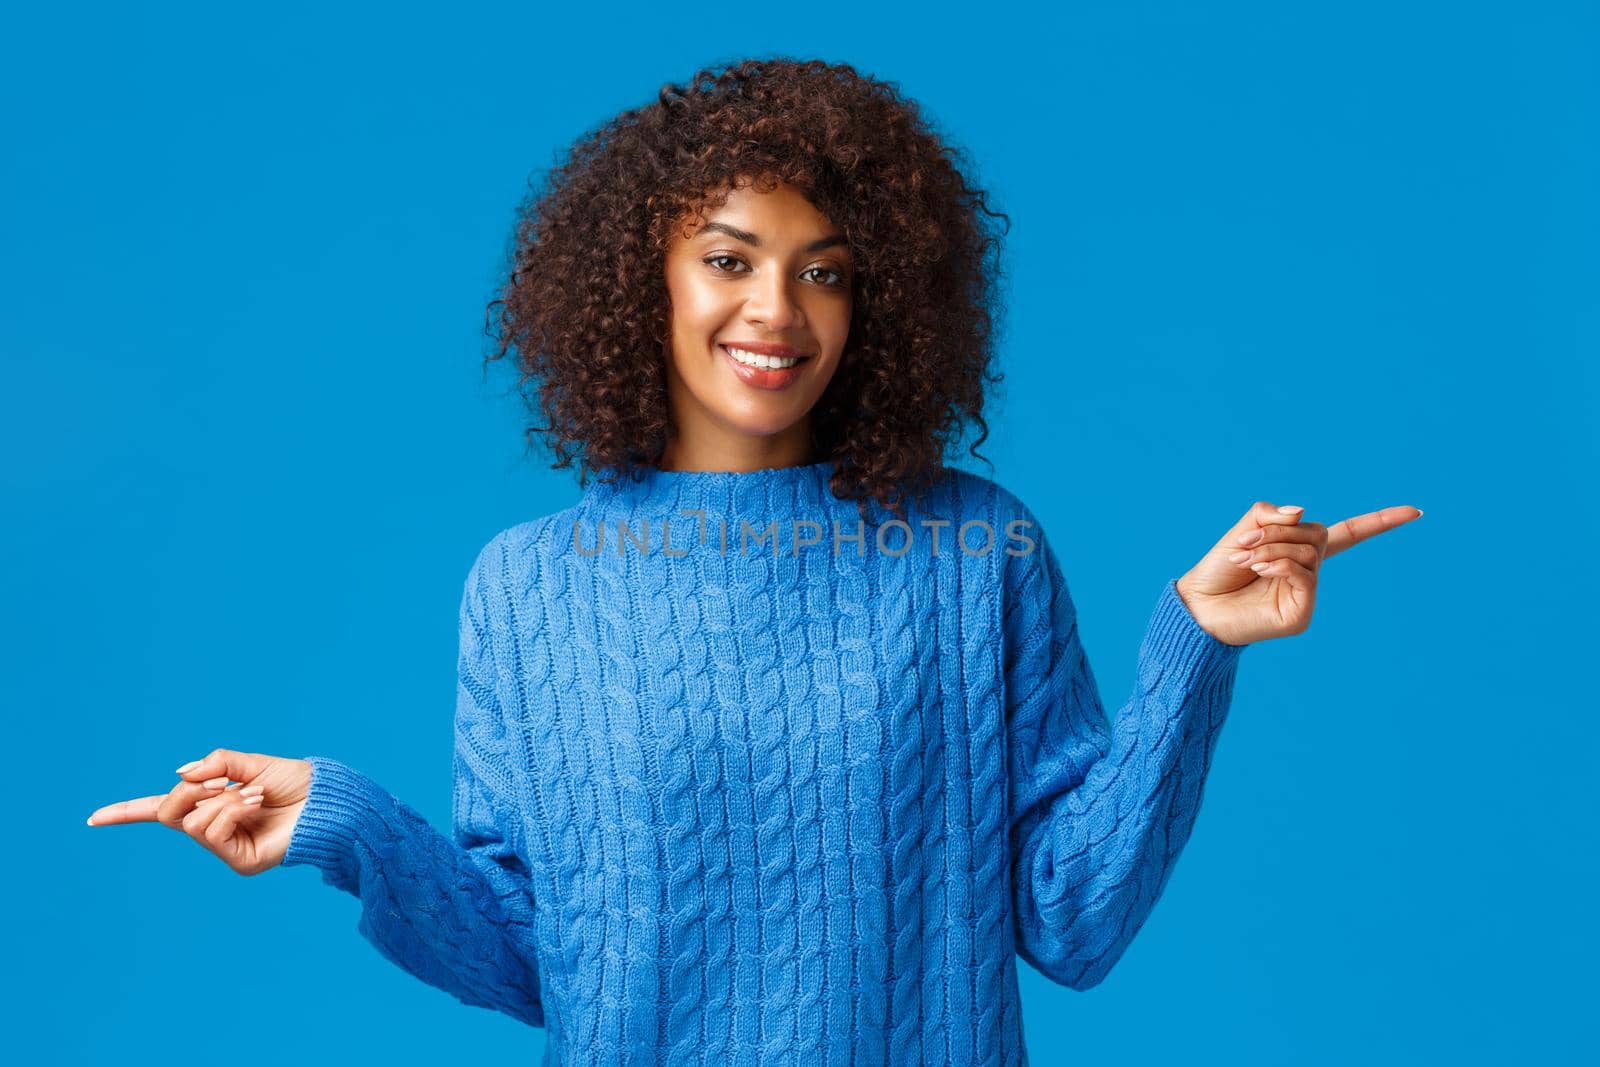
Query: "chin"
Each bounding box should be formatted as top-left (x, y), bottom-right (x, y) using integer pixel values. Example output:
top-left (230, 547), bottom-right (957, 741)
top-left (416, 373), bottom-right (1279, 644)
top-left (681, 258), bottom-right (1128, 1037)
top-left (722, 415), bottom-right (805, 440)
top-left (717, 396), bottom-right (813, 433)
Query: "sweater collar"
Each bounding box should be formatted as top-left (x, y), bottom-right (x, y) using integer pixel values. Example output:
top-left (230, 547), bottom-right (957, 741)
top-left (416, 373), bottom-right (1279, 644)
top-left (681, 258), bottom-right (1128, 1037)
top-left (576, 459), bottom-right (842, 521)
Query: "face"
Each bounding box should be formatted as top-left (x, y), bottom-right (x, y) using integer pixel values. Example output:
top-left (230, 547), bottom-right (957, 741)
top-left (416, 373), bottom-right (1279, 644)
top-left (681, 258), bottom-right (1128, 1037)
top-left (660, 176), bottom-right (854, 470)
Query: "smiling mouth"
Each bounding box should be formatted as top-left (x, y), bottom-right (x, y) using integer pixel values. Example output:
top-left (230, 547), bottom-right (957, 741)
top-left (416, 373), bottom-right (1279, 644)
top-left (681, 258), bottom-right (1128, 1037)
top-left (719, 344), bottom-right (812, 370)
top-left (717, 344), bottom-right (811, 391)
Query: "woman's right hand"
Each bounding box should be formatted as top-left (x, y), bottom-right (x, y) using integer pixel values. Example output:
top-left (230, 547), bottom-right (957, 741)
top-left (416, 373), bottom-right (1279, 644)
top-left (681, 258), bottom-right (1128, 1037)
top-left (87, 748), bottom-right (312, 876)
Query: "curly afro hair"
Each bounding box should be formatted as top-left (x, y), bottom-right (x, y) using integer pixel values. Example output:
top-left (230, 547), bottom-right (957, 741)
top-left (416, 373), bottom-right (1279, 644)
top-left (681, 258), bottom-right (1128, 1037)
top-left (484, 56), bottom-right (1011, 521)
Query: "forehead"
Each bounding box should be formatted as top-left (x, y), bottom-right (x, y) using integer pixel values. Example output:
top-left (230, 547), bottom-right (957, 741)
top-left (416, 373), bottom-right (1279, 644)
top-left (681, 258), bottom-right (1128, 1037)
top-left (676, 179), bottom-right (843, 246)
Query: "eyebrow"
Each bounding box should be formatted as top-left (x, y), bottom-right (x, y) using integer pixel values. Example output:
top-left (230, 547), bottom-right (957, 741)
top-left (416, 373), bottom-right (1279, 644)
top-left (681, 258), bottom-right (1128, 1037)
top-left (697, 221), bottom-right (848, 253)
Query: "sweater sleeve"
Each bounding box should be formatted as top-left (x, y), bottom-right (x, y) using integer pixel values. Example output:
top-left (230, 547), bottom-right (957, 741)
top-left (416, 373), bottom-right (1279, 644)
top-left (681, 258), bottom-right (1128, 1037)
top-left (280, 545), bottom-right (545, 1028)
top-left (1001, 505), bottom-right (1246, 991)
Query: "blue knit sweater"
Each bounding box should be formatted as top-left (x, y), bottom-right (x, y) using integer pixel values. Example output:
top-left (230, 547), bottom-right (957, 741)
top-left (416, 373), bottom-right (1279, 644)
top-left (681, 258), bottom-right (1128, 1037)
top-left (282, 459), bottom-right (1246, 1065)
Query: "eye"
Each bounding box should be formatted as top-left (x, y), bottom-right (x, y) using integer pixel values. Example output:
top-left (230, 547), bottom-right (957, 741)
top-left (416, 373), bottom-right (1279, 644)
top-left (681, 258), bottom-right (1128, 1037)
top-left (804, 266), bottom-right (848, 288)
top-left (703, 254), bottom-right (849, 289)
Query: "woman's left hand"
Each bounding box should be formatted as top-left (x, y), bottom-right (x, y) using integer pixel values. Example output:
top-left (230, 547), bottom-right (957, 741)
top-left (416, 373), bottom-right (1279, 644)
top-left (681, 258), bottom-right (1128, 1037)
top-left (1174, 500), bottom-right (1423, 646)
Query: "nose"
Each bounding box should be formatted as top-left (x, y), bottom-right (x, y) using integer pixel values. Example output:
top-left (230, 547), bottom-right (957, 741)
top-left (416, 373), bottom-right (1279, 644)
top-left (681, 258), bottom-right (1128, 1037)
top-left (743, 267), bottom-right (804, 331)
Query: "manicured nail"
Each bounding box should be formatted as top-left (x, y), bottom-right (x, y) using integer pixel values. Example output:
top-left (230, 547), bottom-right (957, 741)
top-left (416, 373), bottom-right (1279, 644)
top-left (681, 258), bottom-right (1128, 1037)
top-left (202, 776), bottom-right (228, 790)
top-left (1251, 561), bottom-right (1270, 572)
top-left (1238, 530), bottom-right (1264, 546)
top-left (240, 784), bottom-right (264, 798)
top-left (86, 815), bottom-right (96, 826)
top-left (175, 761), bottom-right (200, 775)
top-left (1277, 505), bottom-right (1303, 515)
top-left (243, 795), bottom-right (264, 806)
top-left (1228, 551), bottom-right (1251, 564)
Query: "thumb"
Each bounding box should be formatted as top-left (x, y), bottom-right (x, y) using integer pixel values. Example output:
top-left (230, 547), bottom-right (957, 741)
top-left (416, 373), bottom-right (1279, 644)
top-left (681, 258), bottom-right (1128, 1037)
top-left (1222, 499), bottom-right (1304, 545)
top-left (174, 748), bottom-right (274, 785)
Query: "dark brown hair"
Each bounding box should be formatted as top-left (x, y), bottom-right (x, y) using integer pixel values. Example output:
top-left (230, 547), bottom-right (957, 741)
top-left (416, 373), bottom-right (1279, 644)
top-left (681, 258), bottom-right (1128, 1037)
top-left (484, 56), bottom-right (1010, 520)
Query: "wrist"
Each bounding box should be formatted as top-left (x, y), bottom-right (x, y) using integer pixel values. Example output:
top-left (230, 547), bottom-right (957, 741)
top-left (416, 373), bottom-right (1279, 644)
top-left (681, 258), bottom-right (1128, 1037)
top-left (1172, 576), bottom-right (1246, 647)
top-left (1174, 575), bottom-right (1200, 614)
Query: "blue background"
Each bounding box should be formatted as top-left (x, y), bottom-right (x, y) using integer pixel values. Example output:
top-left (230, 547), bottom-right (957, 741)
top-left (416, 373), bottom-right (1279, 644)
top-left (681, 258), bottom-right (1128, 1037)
top-left (5, 2), bottom-right (1595, 1062)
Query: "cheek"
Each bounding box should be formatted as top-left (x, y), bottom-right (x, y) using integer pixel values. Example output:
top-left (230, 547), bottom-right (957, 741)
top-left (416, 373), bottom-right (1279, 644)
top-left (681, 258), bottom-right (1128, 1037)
top-left (811, 294), bottom-right (853, 351)
top-left (667, 275), bottom-right (729, 338)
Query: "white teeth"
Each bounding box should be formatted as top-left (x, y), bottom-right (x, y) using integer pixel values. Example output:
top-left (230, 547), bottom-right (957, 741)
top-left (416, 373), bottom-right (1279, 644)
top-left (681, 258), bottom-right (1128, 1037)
top-left (725, 345), bottom-right (801, 370)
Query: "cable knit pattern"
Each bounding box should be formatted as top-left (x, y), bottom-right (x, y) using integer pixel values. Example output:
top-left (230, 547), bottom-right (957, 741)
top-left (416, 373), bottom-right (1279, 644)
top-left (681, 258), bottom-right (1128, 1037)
top-left (281, 459), bottom-right (1246, 1065)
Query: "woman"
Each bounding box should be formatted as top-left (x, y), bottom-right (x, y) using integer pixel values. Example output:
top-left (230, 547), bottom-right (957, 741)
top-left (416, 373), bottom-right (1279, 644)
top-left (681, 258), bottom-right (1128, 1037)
top-left (88, 57), bottom-right (1419, 1064)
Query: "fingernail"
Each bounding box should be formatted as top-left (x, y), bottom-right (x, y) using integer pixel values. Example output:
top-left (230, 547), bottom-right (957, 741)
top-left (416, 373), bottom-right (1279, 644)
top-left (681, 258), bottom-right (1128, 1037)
top-left (243, 795), bottom-right (264, 806)
top-left (1228, 551), bottom-right (1251, 564)
top-left (202, 776), bottom-right (228, 790)
top-left (240, 784), bottom-right (264, 798)
top-left (1277, 505), bottom-right (1303, 515)
top-left (175, 761), bottom-right (200, 775)
top-left (1239, 529), bottom-right (1264, 546)
top-left (86, 815), bottom-right (96, 826)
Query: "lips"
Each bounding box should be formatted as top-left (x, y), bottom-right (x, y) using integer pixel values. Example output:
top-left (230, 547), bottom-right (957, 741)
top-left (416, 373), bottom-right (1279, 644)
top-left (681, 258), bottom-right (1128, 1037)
top-left (718, 343), bottom-right (809, 391)
top-left (719, 340), bottom-right (814, 360)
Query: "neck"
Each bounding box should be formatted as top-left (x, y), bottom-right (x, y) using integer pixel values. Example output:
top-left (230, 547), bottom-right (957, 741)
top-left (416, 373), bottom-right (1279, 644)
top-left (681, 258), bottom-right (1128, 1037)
top-left (653, 426), bottom-right (816, 474)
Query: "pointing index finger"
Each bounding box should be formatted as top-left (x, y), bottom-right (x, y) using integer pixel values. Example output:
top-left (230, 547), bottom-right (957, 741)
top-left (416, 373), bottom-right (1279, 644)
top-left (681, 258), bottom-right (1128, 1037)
top-left (86, 795), bottom-right (164, 826)
top-left (1326, 505), bottom-right (1423, 558)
